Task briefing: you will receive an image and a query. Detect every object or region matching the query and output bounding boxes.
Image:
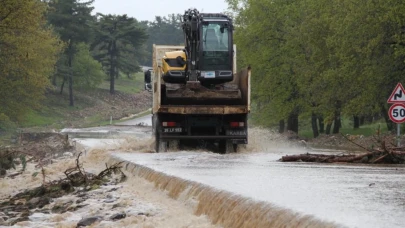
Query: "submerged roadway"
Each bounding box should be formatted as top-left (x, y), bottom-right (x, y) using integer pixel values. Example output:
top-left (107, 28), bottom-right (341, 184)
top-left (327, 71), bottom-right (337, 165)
top-left (64, 114), bottom-right (405, 228)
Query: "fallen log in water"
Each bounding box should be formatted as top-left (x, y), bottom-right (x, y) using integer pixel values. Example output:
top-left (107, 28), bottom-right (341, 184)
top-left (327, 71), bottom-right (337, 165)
top-left (281, 134), bottom-right (405, 164)
top-left (280, 151), bottom-right (405, 164)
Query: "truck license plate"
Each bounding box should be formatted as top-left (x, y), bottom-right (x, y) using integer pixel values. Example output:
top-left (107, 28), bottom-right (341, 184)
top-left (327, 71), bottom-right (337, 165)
top-left (203, 71), bottom-right (215, 78)
top-left (226, 130), bottom-right (247, 136)
top-left (163, 128), bottom-right (182, 133)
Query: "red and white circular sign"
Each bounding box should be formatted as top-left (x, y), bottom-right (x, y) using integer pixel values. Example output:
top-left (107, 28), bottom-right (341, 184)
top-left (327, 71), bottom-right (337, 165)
top-left (389, 103), bottom-right (405, 123)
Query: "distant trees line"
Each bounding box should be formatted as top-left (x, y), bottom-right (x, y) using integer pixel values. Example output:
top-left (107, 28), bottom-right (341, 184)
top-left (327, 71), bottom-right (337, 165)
top-left (227, 0), bottom-right (405, 137)
top-left (0, 0), bottom-right (183, 130)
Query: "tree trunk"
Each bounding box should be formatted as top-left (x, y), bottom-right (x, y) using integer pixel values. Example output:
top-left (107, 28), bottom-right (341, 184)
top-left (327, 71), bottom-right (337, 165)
top-left (360, 116), bottom-right (365, 126)
top-left (68, 53), bottom-right (74, 107)
top-left (311, 112), bottom-right (319, 138)
top-left (52, 72), bottom-right (57, 86)
top-left (109, 62), bottom-right (115, 94)
top-left (381, 103), bottom-right (393, 131)
top-left (325, 123), bottom-right (332, 135)
top-left (109, 41), bottom-right (116, 95)
top-left (318, 116), bottom-right (324, 133)
top-left (353, 115), bottom-right (360, 129)
top-left (60, 76), bottom-right (66, 94)
top-left (287, 112), bottom-right (299, 133)
top-left (332, 101), bottom-right (341, 134)
top-left (333, 116), bottom-right (341, 134)
top-left (279, 120), bottom-right (285, 134)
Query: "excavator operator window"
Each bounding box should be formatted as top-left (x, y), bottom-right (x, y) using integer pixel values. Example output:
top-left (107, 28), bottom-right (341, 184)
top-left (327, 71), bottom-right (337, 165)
top-left (203, 23), bottom-right (229, 51)
top-left (202, 22), bottom-right (231, 70)
top-left (204, 28), bottom-right (219, 50)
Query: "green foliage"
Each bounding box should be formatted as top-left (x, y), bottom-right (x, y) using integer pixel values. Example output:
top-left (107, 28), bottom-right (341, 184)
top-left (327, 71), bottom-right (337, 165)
top-left (73, 43), bottom-right (105, 88)
top-left (140, 14), bottom-right (184, 66)
top-left (47, 0), bottom-right (96, 106)
top-left (92, 14), bottom-right (148, 94)
top-left (0, 0), bottom-right (63, 124)
top-left (228, 0), bottom-right (405, 136)
top-left (46, 0), bottom-right (95, 44)
top-left (0, 113), bottom-right (16, 133)
top-left (0, 151), bottom-right (15, 171)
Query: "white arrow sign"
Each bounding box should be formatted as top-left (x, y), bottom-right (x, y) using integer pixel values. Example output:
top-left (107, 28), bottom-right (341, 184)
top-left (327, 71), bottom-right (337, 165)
top-left (387, 83), bottom-right (405, 103)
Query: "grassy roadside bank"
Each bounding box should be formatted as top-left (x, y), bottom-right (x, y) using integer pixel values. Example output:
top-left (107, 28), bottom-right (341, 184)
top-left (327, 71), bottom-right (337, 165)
top-left (25, 73), bottom-right (148, 128)
top-left (0, 73), bottom-right (151, 143)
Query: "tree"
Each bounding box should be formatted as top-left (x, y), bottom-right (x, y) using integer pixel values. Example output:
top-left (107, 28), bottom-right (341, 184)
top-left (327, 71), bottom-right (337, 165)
top-left (227, 0), bottom-right (405, 137)
top-left (0, 0), bottom-right (63, 126)
top-left (140, 14), bottom-right (184, 66)
top-left (47, 0), bottom-right (95, 106)
top-left (72, 42), bottom-right (105, 88)
top-left (92, 14), bottom-right (147, 94)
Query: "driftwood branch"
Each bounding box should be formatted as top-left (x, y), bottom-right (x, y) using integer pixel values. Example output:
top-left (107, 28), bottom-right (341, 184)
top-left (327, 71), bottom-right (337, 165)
top-left (340, 133), bottom-right (372, 152)
top-left (281, 134), bottom-right (405, 164)
top-left (97, 162), bottom-right (125, 180)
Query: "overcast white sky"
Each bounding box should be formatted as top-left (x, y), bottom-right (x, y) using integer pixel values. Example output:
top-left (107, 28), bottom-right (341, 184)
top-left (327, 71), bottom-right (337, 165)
top-left (92, 0), bottom-right (229, 22)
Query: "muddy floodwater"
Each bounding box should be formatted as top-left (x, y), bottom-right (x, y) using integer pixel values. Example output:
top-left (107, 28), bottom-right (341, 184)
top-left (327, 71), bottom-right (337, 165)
top-left (65, 115), bottom-right (405, 228)
top-left (113, 150), bottom-right (405, 228)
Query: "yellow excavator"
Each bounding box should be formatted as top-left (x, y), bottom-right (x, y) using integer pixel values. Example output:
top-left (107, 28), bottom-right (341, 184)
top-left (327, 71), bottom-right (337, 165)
top-left (161, 8), bottom-right (235, 87)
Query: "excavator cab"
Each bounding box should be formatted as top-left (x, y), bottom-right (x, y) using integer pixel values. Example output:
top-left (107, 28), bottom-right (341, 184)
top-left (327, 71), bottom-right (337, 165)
top-left (199, 19), bottom-right (233, 85)
top-left (161, 9), bottom-right (234, 86)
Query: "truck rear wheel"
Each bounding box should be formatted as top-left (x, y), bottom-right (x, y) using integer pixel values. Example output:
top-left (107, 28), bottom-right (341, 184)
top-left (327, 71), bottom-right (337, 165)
top-left (218, 140), bottom-right (237, 154)
top-left (232, 143), bottom-right (238, 153)
top-left (155, 133), bottom-right (167, 152)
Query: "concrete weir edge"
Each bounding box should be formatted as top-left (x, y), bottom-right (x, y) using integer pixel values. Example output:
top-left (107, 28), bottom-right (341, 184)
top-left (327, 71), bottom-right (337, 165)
top-left (107, 155), bottom-right (342, 228)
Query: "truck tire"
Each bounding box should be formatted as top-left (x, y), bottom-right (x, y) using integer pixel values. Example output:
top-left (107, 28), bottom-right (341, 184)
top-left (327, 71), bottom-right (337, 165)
top-left (218, 140), bottom-right (236, 154)
top-left (159, 141), bottom-right (168, 152)
top-left (154, 132), bottom-right (160, 152)
top-left (155, 133), bottom-right (167, 152)
top-left (153, 114), bottom-right (167, 152)
top-left (232, 143), bottom-right (239, 153)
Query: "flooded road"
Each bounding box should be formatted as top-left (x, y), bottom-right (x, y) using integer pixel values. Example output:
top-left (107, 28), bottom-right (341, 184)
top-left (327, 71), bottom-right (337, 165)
top-left (64, 115), bottom-right (405, 228)
top-left (114, 150), bottom-right (405, 228)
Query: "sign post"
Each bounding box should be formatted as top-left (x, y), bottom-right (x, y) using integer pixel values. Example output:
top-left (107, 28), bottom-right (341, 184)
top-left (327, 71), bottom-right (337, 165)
top-left (387, 83), bottom-right (405, 147)
top-left (397, 124), bottom-right (401, 147)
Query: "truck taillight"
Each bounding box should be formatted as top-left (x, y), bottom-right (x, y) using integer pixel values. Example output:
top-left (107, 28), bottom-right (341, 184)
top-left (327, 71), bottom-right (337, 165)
top-left (162, 121), bottom-right (176, 127)
top-left (230, 122), bottom-right (244, 127)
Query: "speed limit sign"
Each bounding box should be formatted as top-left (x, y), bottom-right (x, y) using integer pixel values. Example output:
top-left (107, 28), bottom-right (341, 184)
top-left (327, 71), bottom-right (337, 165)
top-left (389, 103), bottom-right (405, 123)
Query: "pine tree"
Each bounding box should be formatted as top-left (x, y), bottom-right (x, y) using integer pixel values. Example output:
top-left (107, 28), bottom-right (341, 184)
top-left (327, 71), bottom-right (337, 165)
top-left (47, 0), bottom-right (95, 106)
top-left (93, 14), bottom-right (147, 94)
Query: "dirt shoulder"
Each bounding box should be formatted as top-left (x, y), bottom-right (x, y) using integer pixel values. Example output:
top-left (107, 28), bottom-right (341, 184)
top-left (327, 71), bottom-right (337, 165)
top-left (307, 134), bottom-right (377, 151)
